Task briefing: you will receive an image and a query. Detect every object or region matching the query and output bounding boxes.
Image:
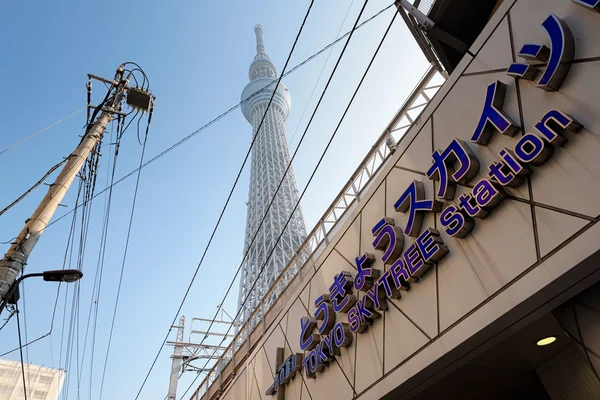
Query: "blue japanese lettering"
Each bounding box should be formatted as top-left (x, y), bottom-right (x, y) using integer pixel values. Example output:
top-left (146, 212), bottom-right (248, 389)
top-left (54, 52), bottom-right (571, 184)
top-left (354, 253), bottom-right (379, 291)
top-left (572, 0), bottom-right (600, 11)
top-left (471, 81), bottom-right (520, 145)
top-left (329, 271), bottom-right (357, 313)
top-left (427, 139), bottom-right (480, 200)
top-left (314, 294), bottom-right (335, 334)
top-left (507, 14), bottom-right (574, 91)
top-left (300, 317), bottom-right (319, 351)
top-left (394, 180), bottom-right (442, 237)
top-left (372, 219), bottom-right (405, 265)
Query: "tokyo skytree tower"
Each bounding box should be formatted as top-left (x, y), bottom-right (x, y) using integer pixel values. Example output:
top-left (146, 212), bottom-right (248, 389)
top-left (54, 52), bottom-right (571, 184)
top-left (238, 25), bottom-right (307, 324)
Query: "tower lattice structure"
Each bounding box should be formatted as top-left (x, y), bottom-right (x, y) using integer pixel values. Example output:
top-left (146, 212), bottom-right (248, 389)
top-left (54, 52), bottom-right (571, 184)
top-left (238, 25), bottom-right (307, 326)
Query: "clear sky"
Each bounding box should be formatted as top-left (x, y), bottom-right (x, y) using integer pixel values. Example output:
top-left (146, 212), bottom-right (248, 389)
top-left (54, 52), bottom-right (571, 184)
top-left (0, 0), bottom-right (428, 399)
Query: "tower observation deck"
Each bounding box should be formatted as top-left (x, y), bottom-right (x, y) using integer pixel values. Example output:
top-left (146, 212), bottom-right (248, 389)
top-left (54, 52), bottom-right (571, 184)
top-left (238, 25), bottom-right (307, 325)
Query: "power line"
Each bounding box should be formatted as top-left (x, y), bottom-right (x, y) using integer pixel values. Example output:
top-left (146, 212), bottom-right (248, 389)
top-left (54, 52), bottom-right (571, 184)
top-left (131, 2), bottom-right (316, 398)
top-left (0, 192), bottom-right (81, 361)
top-left (288, 0), bottom-right (356, 149)
top-left (0, 4), bottom-right (393, 369)
top-left (21, 279), bottom-right (31, 393)
top-left (159, 2), bottom-right (389, 397)
top-left (4, 3), bottom-right (393, 246)
top-left (194, 0), bottom-right (372, 361)
top-left (0, 106), bottom-right (86, 156)
top-left (62, 113), bottom-right (105, 400)
top-left (0, 309), bottom-right (15, 332)
top-left (0, 72), bottom-right (148, 400)
top-left (185, 6), bottom-right (397, 398)
top-left (85, 120), bottom-right (118, 400)
top-left (1, 127), bottom-right (102, 398)
top-left (0, 157), bottom-right (69, 217)
top-left (0, 3), bottom-right (392, 396)
top-left (0, 277), bottom-right (67, 358)
top-left (74, 118), bottom-right (116, 398)
top-left (174, 3), bottom-right (358, 398)
top-left (99, 110), bottom-right (152, 400)
top-left (15, 302), bottom-right (29, 400)
top-left (63, 282), bottom-right (80, 400)
top-left (58, 183), bottom-right (81, 371)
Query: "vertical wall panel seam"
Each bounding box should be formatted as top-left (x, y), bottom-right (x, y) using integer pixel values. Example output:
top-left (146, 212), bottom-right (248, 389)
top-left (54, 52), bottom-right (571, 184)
top-left (508, 10), bottom-right (542, 263)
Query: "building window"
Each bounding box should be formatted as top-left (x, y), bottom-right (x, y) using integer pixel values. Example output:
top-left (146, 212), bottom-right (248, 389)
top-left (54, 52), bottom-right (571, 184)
top-left (33, 390), bottom-right (48, 399)
top-left (38, 374), bottom-right (53, 384)
top-left (0, 383), bottom-right (11, 396)
top-left (0, 368), bottom-right (16, 380)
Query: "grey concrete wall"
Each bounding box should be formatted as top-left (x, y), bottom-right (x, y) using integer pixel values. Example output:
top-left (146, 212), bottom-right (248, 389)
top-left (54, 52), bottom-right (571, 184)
top-left (205, 1), bottom-right (600, 399)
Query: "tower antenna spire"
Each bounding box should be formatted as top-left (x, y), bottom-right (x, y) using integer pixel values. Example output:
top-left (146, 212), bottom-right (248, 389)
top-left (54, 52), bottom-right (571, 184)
top-left (254, 24), bottom-right (268, 60)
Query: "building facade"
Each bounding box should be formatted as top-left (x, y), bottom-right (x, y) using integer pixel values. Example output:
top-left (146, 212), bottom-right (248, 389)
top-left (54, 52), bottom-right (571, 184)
top-left (238, 25), bottom-right (307, 325)
top-left (0, 359), bottom-right (65, 400)
top-left (193, 1), bottom-right (600, 398)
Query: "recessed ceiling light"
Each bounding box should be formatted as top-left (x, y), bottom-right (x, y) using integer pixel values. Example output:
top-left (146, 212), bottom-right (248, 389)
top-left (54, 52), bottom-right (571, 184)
top-left (537, 336), bottom-right (557, 346)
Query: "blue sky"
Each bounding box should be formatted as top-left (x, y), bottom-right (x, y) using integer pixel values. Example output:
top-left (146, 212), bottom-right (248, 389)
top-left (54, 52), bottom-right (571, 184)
top-left (0, 0), bottom-right (428, 398)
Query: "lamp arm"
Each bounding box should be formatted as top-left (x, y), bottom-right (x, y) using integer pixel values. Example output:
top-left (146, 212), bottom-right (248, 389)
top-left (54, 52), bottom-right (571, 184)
top-left (0, 272), bottom-right (44, 314)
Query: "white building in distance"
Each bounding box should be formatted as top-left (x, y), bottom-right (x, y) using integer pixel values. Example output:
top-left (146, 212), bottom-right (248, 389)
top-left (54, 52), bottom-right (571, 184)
top-left (0, 359), bottom-right (65, 400)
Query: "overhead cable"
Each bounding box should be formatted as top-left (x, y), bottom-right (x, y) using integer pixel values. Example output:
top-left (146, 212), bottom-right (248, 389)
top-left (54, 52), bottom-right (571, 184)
top-left (132, 1), bottom-right (316, 397)
top-left (99, 106), bottom-right (153, 400)
top-left (199, 0), bottom-right (372, 343)
top-left (0, 157), bottom-right (69, 217)
top-left (187, 4), bottom-right (395, 397)
top-left (0, 107), bottom-right (86, 157)
top-left (8, 3), bottom-right (394, 245)
top-left (173, 1), bottom-right (359, 397)
top-left (15, 303), bottom-right (29, 400)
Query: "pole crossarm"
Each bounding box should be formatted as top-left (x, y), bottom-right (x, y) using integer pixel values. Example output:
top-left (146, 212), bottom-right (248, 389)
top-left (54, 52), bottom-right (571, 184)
top-left (167, 342), bottom-right (230, 353)
top-left (167, 311), bottom-right (235, 399)
top-left (190, 331), bottom-right (234, 339)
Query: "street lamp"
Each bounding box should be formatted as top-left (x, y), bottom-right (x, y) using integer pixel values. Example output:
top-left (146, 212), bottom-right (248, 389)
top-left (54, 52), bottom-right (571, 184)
top-left (40, 269), bottom-right (83, 283)
top-left (0, 269), bottom-right (83, 314)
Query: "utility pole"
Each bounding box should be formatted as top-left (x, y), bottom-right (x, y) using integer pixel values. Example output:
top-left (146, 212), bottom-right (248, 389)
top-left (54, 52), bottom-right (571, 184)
top-left (168, 316), bottom-right (186, 400)
top-left (166, 308), bottom-right (236, 399)
top-left (0, 65), bottom-right (147, 305)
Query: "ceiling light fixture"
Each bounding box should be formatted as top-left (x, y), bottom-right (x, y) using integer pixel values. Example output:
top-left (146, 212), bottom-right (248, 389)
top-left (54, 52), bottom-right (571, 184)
top-left (537, 336), bottom-right (557, 346)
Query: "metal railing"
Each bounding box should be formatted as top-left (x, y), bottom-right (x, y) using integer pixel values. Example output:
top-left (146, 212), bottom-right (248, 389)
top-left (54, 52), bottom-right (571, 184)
top-left (189, 65), bottom-right (445, 400)
top-left (414, 0), bottom-right (436, 16)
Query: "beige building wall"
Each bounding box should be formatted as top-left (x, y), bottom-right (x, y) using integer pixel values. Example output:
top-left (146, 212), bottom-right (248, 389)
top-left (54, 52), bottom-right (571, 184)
top-left (0, 359), bottom-right (65, 400)
top-left (195, 0), bottom-right (600, 399)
